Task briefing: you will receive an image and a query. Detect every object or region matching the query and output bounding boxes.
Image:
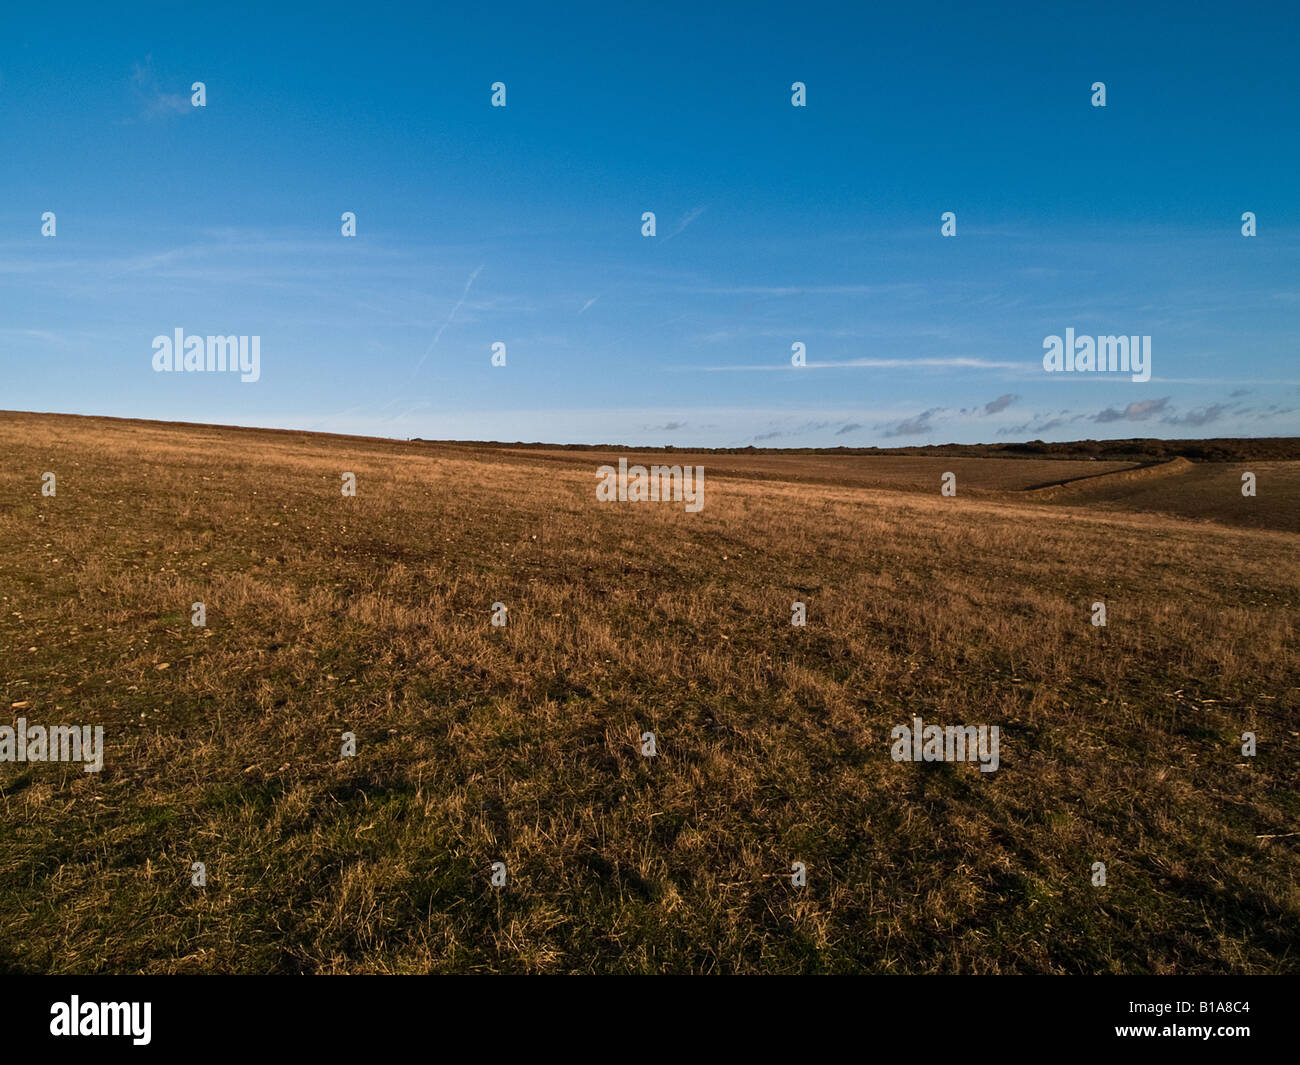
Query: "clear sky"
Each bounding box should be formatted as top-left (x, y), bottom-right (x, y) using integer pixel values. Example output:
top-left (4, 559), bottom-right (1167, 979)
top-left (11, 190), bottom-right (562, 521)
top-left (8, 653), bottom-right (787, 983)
top-left (2, 1), bottom-right (1297, 447)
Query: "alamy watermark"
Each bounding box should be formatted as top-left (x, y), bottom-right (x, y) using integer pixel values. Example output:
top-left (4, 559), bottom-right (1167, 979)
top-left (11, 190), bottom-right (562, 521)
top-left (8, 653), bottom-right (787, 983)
top-left (596, 458), bottom-right (704, 512)
top-left (890, 716), bottom-right (1000, 772)
top-left (50, 996), bottom-right (150, 1045)
top-left (152, 329), bottom-right (260, 382)
top-left (1042, 328), bottom-right (1150, 382)
top-left (0, 718), bottom-right (104, 772)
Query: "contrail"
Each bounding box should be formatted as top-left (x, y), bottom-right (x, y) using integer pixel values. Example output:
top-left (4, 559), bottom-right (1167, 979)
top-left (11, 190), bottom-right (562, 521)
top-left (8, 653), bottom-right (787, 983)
top-left (662, 205), bottom-right (707, 242)
top-left (413, 264), bottom-right (484, 375)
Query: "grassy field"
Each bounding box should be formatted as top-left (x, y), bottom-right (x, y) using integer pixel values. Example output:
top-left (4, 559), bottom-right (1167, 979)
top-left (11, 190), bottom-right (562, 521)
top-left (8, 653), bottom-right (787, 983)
top-left (496, 446), bottom-right (1141, 493)
top-left (1, 411), bottom-right (1297, 974)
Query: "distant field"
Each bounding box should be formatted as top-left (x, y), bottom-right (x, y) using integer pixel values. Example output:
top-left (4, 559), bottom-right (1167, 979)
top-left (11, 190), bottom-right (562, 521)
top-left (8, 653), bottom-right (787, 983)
top-left (483, 445), bottom-right (1298, 533)
top-left (498, 447), bottom-right (1140, 494)
top-left (1032, 459), bottom-right (1300, 533)
top-left (1, 412), bottom-right (1297, 974)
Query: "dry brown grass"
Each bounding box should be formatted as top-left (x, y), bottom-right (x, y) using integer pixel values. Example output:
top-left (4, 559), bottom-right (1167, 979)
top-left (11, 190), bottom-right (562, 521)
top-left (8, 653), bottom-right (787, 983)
top-left (1, 412), bottom-right (1296, 973)
top-left (1033, 458), bottom-right (1300, 532)
top-left (502, 445), bottom-right (1140, 494)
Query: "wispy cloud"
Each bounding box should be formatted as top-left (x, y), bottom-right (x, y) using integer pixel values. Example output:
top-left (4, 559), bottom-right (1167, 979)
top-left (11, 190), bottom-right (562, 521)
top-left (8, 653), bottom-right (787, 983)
top-left (997, 416), bottom-right (1071, 436)
top-left (129, 56), bottom-right (191, 119)
top-left (694, 283), bottom-right (922, 297)
top-left (1161, 403), bottom-right (1234, 427)
top-left (983, 393), bottom-right (1017, 414)
top-left (1092, 398), bottom-right (1171, 423)
top-left (881, 407), bottom-right (945, 437)
top-left (695, 357), bottom-right (1022, 373)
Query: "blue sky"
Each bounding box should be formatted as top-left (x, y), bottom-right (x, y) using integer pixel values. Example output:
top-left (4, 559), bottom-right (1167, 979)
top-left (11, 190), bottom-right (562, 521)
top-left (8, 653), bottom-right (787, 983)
top-left (2, 0), bottom-right (1297, 447)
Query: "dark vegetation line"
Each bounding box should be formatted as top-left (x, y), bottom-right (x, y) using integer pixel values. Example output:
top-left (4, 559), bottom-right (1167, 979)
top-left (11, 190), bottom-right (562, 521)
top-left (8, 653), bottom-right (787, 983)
top-left (3, 411), bottom-right (1297, 463)
top-left (417, 438), bottom-right (1300, 463)
top-left (1022, 457), bottom-right (1191, 492)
